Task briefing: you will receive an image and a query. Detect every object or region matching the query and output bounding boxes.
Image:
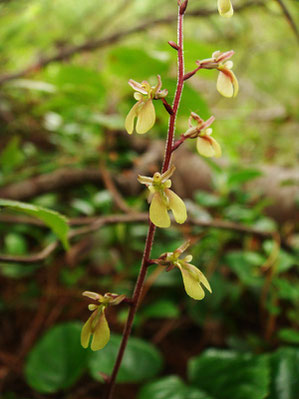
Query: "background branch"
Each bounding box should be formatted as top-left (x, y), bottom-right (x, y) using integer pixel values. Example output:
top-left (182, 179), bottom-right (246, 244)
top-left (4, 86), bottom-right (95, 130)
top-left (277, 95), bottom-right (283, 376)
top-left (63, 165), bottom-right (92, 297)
top-left (274, 0), bottom-right (299, 41)
top-left (0, 1), bottom-right (265, 86)
top-left (0, 212), bottom-right (276, 263)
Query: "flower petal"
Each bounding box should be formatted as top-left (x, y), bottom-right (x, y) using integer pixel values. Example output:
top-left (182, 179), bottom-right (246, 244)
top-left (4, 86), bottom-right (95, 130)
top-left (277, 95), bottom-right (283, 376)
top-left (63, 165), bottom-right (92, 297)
top-left (149, 192), bottom-right (170, 228)
top-left (217, 70), bottom-right (234, 98)
top-left (136, 99), bottom-right (155, 134)
top-left (217, 0), bottom-right (233, 17)
top-left (178, 264), bottom-right (205, 300)
top-left (196, 136), bottom-right (216, 157)
top-left (196, 267), bottom-right (212, 293)
top-left (210, 137), bottom-right (222, 158)
top-left (230, 70), bottom-right (239, 97)
top-left (128, 79), bottom-right (148, 94)
top-left (82, 291), bottom-right (101, 300)
top-left (161, 165), bottom-right (176, 182)
top-left (125, 102), bottom-right (140, 134)
top-left (80, 313), bottom-right (94, 349)
top-left (166, 189), bottom-right (187, 224)
top-left (91, 309), bottom-right (110, 351)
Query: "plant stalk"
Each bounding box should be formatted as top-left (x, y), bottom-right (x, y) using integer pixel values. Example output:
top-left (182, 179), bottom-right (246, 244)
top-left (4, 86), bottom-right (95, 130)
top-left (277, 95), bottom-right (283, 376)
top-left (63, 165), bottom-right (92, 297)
top-left (105, 4), bottom-right (186, 398)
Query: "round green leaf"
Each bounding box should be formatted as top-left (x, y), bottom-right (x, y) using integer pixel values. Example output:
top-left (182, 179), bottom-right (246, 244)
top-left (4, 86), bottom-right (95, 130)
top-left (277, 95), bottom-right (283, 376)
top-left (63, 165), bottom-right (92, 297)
top-left (188, 349), bottom-right (269, 399)
top-left (25, 322), bottom-right (88, 393)
top-left (88, 334), bottom-right (163, 383)
top-left (139, 376), bottom-right (212, 399)
top-left (269, 347), bottom-right (299, 399)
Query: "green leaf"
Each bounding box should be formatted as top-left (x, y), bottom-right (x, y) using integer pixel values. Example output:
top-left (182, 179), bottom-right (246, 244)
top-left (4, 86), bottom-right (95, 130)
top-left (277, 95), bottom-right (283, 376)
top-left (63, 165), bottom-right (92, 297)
top-left (108, 46), bottom-right (169, 81)
top-left (0, 136), bottom-right (25, 174)
top-left (224, 251), bottom-right (265, 288)
top-left (142, 299), bottom-right (179, 319)
top-left (25, 322), bottom-right (88, 393)
top-left (195, 190), bottom-right (226, 208)
top-left (88, 334), bottom-right (163, 383)
top-left (180, 83), bottom-right (210, 120)
top-left (4, 233), bottom-right (27, 255)
top-left (188, 349), bottom-right (269, 399)
top-left (274, 278), bottom-right (299, 301)
top-left (0, 199), bottom-right (69, 249)
top-left (227, 168), bottom-right (263, 186)
top-left (278, 328), bottom-right (299, 344)
top-left (264, 241), bottom-right (296, 273)
top-left (139, 376), bottom-right (212, 399)
top-left (268, 347), bottom-right (299, 399)
top-left (0, 262), bottom-right (38, 278)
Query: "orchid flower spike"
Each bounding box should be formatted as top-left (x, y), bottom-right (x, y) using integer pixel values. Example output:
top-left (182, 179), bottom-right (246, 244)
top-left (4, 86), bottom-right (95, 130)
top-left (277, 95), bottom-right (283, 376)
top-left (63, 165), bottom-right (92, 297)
top-left (125, 75), bottom-right (168, 135)
top-left (184, 112), bottom-right (221, 158)
top-left (217, 0), bottom-right (233, 17)
top-left (81, 291), bottom-right (125, 351)
top-left (160, 241), bottom-right (212, 300)
top-left (138, 165), bottom-right (187, 228)
top-left (196, 50), bottom-right (238, 98)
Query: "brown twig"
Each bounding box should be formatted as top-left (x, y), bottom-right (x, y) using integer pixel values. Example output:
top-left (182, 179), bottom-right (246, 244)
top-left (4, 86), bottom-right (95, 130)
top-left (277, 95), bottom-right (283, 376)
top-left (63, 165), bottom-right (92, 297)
top-left (274, 0), bottom-right (299, 41)
top-left (0, 1), bottom-right (265, 86)
top-left (0, 212), bottom-right (277, 263)
top-left (100, 161), bottom-right (134, 214)
top-left (0, 168), bottom-right (102, 200)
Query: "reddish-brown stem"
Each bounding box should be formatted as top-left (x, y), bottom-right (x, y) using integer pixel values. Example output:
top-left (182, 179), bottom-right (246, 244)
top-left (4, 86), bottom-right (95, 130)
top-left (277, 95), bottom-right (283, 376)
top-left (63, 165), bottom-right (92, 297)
top-left (183, 64), bottom-right (202, 80)
top-left (105, 222), bottom-right (156, 399)
top-left (162, 6), bottom-right (185, 173)
top-left (104, 5), bottom-right (187, 399)
top-left (172, 135), bottom-right (186, 152)
top-left (161, 97), bottom-right (174, 115)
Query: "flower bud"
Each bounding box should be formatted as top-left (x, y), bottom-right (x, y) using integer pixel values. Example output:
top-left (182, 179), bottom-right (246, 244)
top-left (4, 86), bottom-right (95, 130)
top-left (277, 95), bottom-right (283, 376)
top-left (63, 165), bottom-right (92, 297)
top-left (217, 0), bottom-right (233, 17)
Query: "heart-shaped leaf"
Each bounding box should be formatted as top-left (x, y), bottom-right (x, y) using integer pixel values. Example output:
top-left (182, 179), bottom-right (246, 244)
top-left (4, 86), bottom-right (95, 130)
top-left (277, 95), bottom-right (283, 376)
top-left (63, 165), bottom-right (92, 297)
top-left (139, 376), bottom-right (212, 399)
top-left (88, 334), bottom-right (163, 383)
top-left (188, 349), bottom-right (269, 399)
top-left (268, 347), bottom-right (299, 399)
top-left (25, 322), bottom-right (88, 393)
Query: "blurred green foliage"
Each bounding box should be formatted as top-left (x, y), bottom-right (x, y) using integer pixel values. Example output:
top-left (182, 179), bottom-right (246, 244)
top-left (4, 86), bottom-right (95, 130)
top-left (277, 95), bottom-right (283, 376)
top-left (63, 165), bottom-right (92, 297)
top-left (0, 0), bottom-right (298, 398)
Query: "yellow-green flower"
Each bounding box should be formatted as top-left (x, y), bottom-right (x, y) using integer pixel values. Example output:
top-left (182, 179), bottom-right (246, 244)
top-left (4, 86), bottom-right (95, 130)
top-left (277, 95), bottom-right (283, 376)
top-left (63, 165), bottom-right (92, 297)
top-left (160, 241), bottom-right (212, 300)
top-left (81, 291), bottom-right (125, 351)
top-left (217, 60), bottom-right (238, 98)
top-left (196, 127), bottom-right (221, 158)
top-left (138, 166), bottom-right (187, 228)
top-left (217, 0), bottom-right (233, 17)
top-left (183, 112), bottom-right (221, 158)
top-left (196, 50), bottom-right (238, 98)
top-left (125, 75), bottom-right (168, 135)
